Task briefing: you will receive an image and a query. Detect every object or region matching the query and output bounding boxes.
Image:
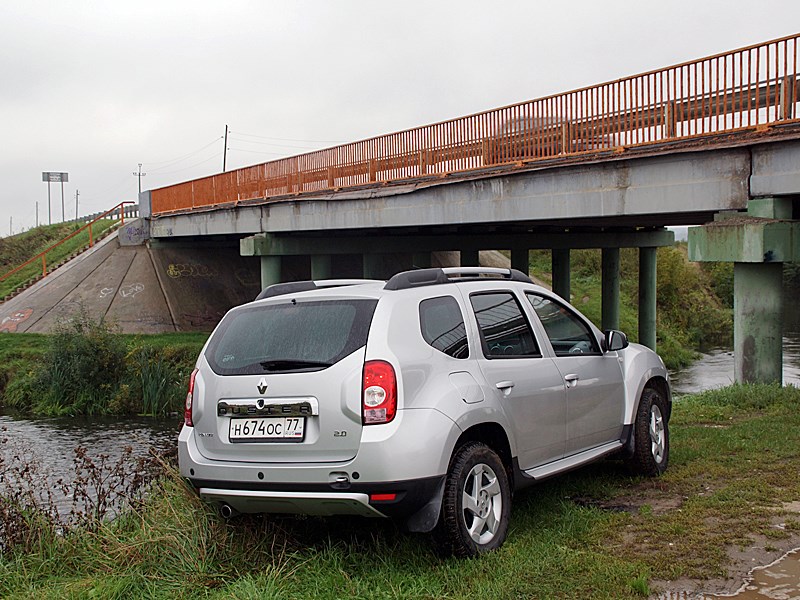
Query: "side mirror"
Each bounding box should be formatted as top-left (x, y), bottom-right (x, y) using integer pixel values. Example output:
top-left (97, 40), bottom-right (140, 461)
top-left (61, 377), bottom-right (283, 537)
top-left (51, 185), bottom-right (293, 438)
top-left (604, 330), bottom-right (629, 352)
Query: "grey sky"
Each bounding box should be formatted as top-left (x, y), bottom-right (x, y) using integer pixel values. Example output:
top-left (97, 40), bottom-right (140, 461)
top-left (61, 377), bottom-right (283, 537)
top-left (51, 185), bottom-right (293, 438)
top-left (1, 0), bottom-right (799, 234)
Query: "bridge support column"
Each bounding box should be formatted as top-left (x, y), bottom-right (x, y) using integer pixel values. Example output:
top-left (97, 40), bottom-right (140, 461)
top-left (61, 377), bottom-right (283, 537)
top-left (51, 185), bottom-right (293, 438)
top-left (363, 254), bottom-right (383, 279)
top-left (689, 197), bottom-right (800, 384)
top-left (311, 255), bottom-right (331, 279)
top-left (260, 256), bottom-right (281, 289)
top-left (601, 248), bottom-right (620, 331)
top-left (734, 262), bottom-right (784, 383)
top-left (638, 247), bottom-right (657, 351)
top-left (551, 248), bottom-right (570, 301)
top-left (413, 252), bottom-right (431, 269)
top-left (461, 249), bottom-right (480, 267)
top-left (511, 247), bottom-right (529, 276)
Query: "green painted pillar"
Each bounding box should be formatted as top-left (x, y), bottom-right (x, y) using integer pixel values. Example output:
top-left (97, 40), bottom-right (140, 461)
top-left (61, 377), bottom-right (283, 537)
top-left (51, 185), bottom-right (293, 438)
top-left (311, 255), bottom-right (332, 280)
top-left (413, 252), bottom-right (431, 269)
top-left (511, 247), bottom-right (529, 276)
top-left (734, 262), bottom-right (783, 384)
top-left (461, 249), bottom-right (480, 267)
top-left (551, 248), bottom-right (570, 301)
top-left (363, 254), bottom-right (383, 279)
top-left (260, 255), bottom-right (281, 289)
top-left (601, 247), bottom-right (620, 331)
top-left (638, 247), bottom-right (657, 351)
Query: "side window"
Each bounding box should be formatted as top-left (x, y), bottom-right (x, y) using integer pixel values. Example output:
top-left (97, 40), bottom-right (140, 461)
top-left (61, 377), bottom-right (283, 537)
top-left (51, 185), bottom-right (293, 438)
top-left (469, 292), bottom-right (540, 358)
top-left (419, 296), bottom-right (469, 359)
top-left (526, 293), bottom-right (600, 357)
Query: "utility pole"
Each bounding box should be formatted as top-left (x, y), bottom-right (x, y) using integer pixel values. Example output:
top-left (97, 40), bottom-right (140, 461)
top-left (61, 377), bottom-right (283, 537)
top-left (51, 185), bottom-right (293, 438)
top-left (35, 201), bottom-right (39, 227)
top-left (75, 189), bottom-right (80, 221)
top-left (133, 163), bottom-right (147, 195)
top-left (9, 216), bottom-right (12, 236)
top-left (223, 124), bottom-right (229, 172)
top-left (60, 178), bottom-right (65, 222)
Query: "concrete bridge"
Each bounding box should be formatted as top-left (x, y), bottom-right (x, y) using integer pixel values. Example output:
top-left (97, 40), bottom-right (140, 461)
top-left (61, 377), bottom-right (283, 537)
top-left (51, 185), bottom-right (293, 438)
top-left (50, 33), bottom-right (791, 384)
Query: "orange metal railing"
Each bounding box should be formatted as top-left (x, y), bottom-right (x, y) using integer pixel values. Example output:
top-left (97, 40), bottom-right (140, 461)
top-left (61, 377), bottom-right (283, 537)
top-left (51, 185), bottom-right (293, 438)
top-left (0, 202), bottom-right (135, 285)
top-left (151, 34), bottom-right (800, 217)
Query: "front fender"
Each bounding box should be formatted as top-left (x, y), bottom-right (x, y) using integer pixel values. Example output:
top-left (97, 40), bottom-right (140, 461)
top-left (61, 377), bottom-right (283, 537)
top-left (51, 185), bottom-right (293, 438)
top-left (618, 343), bottom-right (671, 425)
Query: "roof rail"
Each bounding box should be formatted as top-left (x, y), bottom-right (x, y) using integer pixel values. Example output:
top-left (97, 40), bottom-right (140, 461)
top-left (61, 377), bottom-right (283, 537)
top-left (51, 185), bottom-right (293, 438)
top-left (384, 267), bottom-right (532, 291)
top-left (255, 279), bottom-right (381, 300)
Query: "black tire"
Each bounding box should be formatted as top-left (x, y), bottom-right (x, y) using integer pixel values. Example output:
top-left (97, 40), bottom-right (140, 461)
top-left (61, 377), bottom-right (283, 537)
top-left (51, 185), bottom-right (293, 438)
top-left (433, 442), bottom-right (511, 557)
top-left (626, 387), bottom-right (669, 476)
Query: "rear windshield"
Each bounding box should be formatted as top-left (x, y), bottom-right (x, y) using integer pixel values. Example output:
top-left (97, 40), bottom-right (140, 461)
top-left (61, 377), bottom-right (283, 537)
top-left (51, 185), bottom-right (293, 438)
top-left (205, 299), bottom-right (378, 375)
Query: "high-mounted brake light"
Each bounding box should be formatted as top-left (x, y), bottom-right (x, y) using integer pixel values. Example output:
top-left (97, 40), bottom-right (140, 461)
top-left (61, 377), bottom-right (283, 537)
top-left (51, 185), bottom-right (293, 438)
top-left (185, 368), bottom-right (199, 427)
top-left (362, 360), bottom-right (397, 425)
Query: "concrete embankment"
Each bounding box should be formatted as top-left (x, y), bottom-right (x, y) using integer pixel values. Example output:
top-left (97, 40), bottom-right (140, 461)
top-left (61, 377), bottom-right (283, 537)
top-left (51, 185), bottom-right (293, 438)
top-left (0, 225), bottom-right (261, 334)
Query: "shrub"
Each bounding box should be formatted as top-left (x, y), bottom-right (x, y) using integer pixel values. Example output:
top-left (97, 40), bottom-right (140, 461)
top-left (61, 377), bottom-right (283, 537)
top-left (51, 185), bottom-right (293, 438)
top-left (31, 308), bottom-right (127, 416)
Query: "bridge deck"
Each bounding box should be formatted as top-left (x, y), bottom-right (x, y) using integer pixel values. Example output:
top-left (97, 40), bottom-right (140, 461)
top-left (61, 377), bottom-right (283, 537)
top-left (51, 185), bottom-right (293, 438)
top-left (150, 34), bottom-right (800, 219)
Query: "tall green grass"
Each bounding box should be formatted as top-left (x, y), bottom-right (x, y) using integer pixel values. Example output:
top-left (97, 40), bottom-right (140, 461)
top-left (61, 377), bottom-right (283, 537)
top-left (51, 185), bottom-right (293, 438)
top-left (0, 315), bottom-right (207, 417)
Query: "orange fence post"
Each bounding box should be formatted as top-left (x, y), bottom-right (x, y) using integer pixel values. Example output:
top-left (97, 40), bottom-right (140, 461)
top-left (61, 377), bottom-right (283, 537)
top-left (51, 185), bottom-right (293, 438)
top-left (89, 223), bottom-right (93, 247)
top-left (41, 255), bottom-right (46, 277)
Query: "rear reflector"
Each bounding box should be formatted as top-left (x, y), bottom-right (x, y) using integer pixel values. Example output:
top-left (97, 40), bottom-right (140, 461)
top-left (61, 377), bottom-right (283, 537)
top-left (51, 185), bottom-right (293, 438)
top-left (369, 493), bottom-right (397, 502)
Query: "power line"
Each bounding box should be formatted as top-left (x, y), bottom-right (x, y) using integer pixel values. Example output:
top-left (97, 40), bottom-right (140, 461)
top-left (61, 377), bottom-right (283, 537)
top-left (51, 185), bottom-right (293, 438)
top-left (146, 152), bottom-right (223, 176)
top-left (143, 137), bottom-right (224, 170)
top-left (230, 130), bottom-right (345, 144)
top-left (227, 135), bottom-right (331, 151)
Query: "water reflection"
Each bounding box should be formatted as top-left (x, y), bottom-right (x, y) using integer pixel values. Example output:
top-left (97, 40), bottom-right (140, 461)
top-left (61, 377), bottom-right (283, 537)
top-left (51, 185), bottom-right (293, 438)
top-left (671, 333), bottom-right (800, 395)
top-left (658, 550), bottom-right (800, 599)
top-left (0, 413), bottom-right (180, 496)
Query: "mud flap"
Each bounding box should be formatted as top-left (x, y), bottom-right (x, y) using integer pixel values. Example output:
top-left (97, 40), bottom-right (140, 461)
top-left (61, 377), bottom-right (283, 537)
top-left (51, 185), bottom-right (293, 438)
top-left (405, 479), bottom-right (445, 533)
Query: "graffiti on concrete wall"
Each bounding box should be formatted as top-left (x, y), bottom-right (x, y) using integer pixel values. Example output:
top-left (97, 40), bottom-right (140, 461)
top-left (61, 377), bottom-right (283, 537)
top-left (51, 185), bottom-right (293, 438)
top-left (167, 264), bottom-right (217, 279)
top-left (0, 308), bottom-right (33, 333)
top-left (99, 283), bottom-right (145, 299)
top-left (119, 283), bottom-right (145, 298)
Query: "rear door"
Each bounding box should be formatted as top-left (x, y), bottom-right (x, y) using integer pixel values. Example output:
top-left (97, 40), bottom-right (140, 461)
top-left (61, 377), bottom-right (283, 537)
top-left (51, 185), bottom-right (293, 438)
top-left (464, 287), bottom-right (567, 470)
top-left (191, 296), bottom-right (377, 463)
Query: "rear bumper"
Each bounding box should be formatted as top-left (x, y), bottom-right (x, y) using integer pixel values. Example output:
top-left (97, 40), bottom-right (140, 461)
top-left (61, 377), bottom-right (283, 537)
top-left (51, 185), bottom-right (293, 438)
top-left (190, 475), bottom-right (445, 519)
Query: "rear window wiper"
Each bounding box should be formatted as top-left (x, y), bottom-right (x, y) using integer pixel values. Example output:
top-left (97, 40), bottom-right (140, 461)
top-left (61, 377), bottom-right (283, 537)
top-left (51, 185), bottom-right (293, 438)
top-left (259, 359), bottom-right (333, 372)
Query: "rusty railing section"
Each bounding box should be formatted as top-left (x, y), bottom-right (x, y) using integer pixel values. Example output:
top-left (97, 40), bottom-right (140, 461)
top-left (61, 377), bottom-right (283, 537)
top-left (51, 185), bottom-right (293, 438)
top-left (151, 34), bottom-right (800, 216)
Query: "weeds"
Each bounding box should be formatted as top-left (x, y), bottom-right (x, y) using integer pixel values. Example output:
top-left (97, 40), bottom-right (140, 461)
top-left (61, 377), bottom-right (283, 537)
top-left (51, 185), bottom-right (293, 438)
top-left (0, 427), bottom-right (162, 554)
top-left (1, 314), bottom-right (204, 417)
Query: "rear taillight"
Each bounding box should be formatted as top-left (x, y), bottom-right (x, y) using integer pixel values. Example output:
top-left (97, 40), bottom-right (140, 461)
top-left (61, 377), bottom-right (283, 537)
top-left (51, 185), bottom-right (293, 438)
top-left (185, 368), bottom-right (199, 427)
top-left (362, 360), bottom-right (397, 425)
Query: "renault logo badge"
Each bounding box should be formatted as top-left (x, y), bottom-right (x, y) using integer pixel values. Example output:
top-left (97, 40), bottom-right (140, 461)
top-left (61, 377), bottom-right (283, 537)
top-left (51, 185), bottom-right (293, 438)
top-left (257, 378), bottom-right (268, 395)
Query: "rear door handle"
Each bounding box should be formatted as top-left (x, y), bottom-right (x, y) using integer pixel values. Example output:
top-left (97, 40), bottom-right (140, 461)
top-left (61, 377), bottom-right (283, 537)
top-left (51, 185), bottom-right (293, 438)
top-left (564, 373), bottom-right (579, 388)
top-left (495, 380), bottom-right (515, 394)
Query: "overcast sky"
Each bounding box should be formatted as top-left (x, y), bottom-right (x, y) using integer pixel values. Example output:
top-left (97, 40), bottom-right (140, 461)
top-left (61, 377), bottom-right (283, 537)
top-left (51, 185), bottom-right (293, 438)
top-left (1, 0), bottom-right (799, 234)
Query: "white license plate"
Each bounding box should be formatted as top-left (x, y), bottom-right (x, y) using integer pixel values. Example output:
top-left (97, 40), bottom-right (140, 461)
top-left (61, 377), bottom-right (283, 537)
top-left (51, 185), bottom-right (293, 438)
top-left (229, 417), bottom-right (305, 442)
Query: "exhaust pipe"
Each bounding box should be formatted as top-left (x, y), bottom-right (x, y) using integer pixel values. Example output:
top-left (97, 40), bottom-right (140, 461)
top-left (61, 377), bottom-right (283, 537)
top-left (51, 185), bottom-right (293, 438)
top-left (219, 503), bottom-right (237, 519)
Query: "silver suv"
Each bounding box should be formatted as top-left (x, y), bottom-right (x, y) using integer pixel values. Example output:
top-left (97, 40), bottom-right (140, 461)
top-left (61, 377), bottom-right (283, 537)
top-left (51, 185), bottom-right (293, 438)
top-left (179, 267), bottom-right (671, 556)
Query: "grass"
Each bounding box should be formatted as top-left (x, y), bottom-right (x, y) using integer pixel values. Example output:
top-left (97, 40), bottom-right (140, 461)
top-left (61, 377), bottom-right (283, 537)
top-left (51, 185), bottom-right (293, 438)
top-left (0, 331), bottom-right (209, 417)
top-left (0, 220), bottom-right (118, 299)
top-left (2, 384), bottom-right (800, 598)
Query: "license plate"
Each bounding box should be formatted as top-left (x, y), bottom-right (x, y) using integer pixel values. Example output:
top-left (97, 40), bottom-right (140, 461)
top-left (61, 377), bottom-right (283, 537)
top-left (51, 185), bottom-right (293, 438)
top-left (229, 417), bottom-right (305, 442)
